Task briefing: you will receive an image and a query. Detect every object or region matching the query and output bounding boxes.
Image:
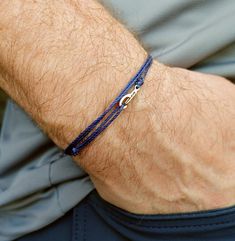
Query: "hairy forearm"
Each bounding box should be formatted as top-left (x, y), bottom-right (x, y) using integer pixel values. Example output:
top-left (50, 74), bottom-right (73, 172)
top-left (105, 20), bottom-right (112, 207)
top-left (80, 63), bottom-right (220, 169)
top-left (0, 0), bottom-right (235, 214)
top-left (0, 0), bottom-right (151, 147)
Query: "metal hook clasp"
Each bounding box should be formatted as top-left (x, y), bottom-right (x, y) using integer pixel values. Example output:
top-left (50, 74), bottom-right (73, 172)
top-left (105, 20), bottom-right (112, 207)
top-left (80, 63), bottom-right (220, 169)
top-left (119, 85), bottom-right (140, 109)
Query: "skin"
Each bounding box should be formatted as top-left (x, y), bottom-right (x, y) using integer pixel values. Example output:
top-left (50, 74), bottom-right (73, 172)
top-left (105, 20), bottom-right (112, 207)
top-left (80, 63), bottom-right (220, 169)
top-left (0, 0), bottom-right (235, 214)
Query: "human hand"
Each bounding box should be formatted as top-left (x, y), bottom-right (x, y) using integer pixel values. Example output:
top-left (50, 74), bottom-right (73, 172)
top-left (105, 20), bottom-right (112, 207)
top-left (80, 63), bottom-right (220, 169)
top-left (77, 62), bottom-right (235, 214)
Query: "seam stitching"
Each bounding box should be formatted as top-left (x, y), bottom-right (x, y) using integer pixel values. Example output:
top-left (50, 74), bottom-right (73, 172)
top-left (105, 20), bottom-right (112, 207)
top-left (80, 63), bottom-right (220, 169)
top-left (89, 197), bottom-right (235, 229)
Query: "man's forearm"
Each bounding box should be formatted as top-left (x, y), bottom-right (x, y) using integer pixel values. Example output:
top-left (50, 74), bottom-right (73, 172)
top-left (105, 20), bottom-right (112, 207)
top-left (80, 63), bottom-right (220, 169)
top-left (0, 0), bottom-right (152, 148)
top-left (0, 0), bottom-right (235, 214)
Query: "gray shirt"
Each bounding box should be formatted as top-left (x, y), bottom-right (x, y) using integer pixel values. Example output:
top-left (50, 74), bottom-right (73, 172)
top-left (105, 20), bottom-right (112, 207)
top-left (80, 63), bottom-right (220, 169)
top-left (0, 0), bottom-right (235, 240)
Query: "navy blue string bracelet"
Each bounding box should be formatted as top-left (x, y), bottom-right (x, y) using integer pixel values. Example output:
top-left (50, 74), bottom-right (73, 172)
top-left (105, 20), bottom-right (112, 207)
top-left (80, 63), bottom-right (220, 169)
top-left (64, 55), bottom-right (153, 156)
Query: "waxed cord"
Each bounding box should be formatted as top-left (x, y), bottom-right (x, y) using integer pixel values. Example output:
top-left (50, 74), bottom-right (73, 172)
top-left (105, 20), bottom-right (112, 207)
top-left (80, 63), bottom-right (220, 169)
top-left (64, 55), bottom-right (153, 156)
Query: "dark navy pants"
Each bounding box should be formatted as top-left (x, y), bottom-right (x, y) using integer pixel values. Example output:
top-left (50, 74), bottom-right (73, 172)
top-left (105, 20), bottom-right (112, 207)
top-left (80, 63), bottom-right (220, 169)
top-left (17, 191), bottom-right (235, 241)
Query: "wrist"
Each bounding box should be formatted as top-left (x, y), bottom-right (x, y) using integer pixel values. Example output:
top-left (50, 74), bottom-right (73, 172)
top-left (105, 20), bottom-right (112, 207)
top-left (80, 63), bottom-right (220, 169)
top-left (73, 60), bottom-right (165, 171)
